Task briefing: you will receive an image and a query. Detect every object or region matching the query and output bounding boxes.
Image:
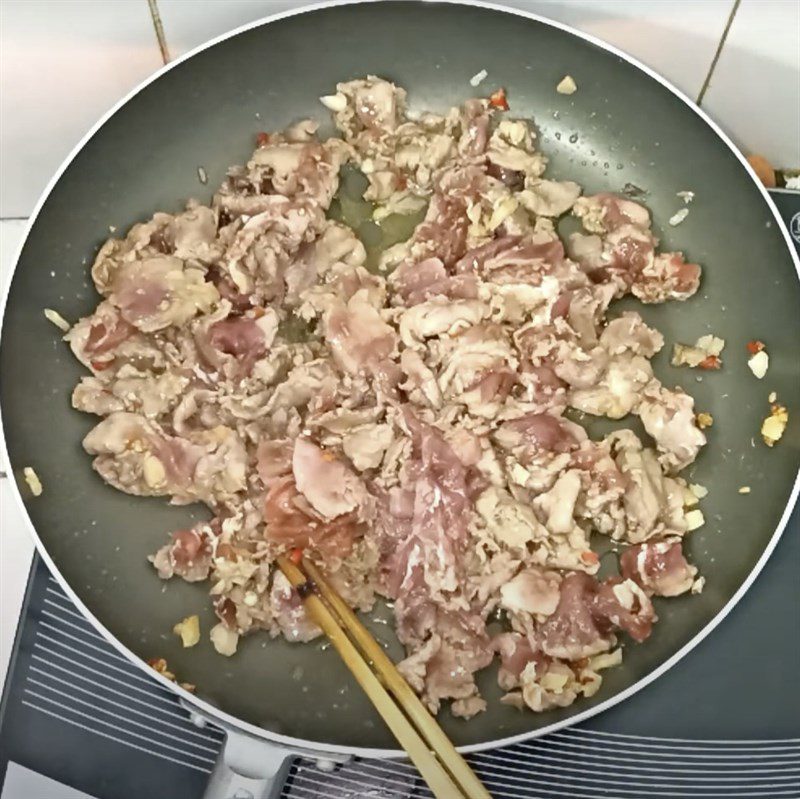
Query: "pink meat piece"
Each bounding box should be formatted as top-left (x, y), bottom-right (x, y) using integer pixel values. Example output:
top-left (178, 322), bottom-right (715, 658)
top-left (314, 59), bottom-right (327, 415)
top-left (414, 193), bottom-right (470, 267)
top-left (262, 475), bottom-right (362, 556)
top-left (84, 311), bottom-right (135, 358)
top-left (292, 438), bottom-right (367, 520)
top-left (455, 234), bottom-right (565, 284)
top-left (466, 367), bottom-right (517, 403)
top-left (494, 632), bottom-right (538, 689)
top-left (398, 627), bottom-right (493, 715)
top-left (150, 522), bottom-right (215, 583)
top-left (255, 439), bottom-right (294, 485)
top-left (538, 573), bottom-right (615, 659)
top-left (592, 578), bottom-right (655, 643)
top-left (150, 435), bottom-right (204, 487)
top-left (206, 316), bottom-right (267, 374)
top-left (498, 412), bottom-right (583, 453)
top-left (207, 265), bottom-right (253, 311)
top-left (66, 301), bottom-right (136, 371)
top-left (379, 414), bottom-right (484, 642)
top-left (633, 252), bottom-right (701, 303)
top-left (620, 540), bottom-right (697, 597)
top-left (392, 257), bottom-right (479, 305)
top-left (579, 193), bottom-right (651, 233)
top-left (323, 293), bottom-right (397, 376)
top-left (459, 98), bottom-right (490, 157)
top-left (539, 572), bottom-right (655, 659)
top-left (270, 571), bottom-right (322, 642)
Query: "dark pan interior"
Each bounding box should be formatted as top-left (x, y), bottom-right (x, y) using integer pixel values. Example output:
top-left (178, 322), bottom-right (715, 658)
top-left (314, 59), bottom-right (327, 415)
top-left (2, 1), bottom-right (799, 751)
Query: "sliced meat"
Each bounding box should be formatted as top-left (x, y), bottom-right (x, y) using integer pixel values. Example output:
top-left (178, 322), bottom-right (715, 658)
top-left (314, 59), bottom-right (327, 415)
top-left (620, 540), bottom-right (697, 597)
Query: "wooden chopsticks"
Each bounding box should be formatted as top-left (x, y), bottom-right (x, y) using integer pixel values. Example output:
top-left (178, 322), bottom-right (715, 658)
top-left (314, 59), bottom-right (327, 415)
top-left (276, 555), bottom-right (492, 799)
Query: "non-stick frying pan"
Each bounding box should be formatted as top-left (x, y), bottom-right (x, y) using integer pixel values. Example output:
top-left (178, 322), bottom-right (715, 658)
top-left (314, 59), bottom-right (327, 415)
top-left (2, 1), bottom-right (799, 795)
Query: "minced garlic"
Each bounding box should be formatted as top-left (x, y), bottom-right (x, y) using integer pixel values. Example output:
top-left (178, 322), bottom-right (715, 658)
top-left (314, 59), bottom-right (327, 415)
top-left (689, 483), bottom-right (708, 500)
top-left (43, 308), bottom-right (71, 332)
top-left (696, 412), bottom-right (713, 429)
top-left (761, 404), bottom-right (788, 447)
top-left (556, 75), bottom-right (577, 95)
top-left (23, 466), bottom-right (43, 497)
top-left (669, 208), bottom-right (689, 226)
top-left (210, 622), bottom-right (238, 656)
top-left (173, 615), bottom-right (200, 648)
top-left (747, 349), bottom-right (769, 379)
top-left (672, 335), bottom-right (725, 368)
top-left (685, 509), bottom-right (705, 531)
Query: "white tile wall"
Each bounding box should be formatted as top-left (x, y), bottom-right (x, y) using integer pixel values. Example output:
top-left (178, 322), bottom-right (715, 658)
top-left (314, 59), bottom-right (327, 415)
top-left (702, 0), bottom-right (800, 168)
top-left (0, 0), bottom-right (798, 684)
top-left (0, 0), bottom-right (163, 217)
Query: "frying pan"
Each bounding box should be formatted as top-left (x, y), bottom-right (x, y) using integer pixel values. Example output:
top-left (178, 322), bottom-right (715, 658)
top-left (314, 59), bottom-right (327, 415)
top-left (2, 1), bottom-right (799, 796)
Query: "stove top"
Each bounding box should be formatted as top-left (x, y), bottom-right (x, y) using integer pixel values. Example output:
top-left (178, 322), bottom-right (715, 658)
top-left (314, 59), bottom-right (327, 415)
top-left (1, 191), bottom-right (798, 799)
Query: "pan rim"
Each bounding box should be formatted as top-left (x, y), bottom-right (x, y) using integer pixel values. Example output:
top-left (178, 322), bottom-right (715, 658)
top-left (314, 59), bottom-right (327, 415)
top-left (1, 0), bottom-right (799, 760)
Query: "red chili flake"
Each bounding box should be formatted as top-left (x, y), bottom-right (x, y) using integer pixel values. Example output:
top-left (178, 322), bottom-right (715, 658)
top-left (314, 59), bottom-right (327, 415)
top-left (746, 340), bottom-right (765, 354)
top-left (488, 87), bottom-right (509, 111)
top-left (91, 359), bottom-right (112, 371)
top-left (255, 131), bottom-right (271, 147)
top-left (580, 550), bottom-right (599, 566)
top-left (396, 173), bottom-right (408, 191)
top-left (698, 355), bottom-right (721, 370)
top-left (289, 547), bottom-right (304, 566)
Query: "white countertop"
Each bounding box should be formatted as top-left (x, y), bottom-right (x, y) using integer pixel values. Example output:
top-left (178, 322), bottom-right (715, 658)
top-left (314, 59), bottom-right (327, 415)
top-left (1, 0), bottom-right (798, 687)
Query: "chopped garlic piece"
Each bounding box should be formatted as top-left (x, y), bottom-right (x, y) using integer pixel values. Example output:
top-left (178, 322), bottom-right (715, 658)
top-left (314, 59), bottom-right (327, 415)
top-left (210, 622), bottom-right (239, 656)
top-left (540, 671), bottom-right (569, 692)
top-left (768, 391), bottom-right (777, 403)
top-left (197, 166), bottom-right (208, 185)
top-left (23, 466), bottom-right (43, 496)
top-left (689, 483), bottom-right (708, 500)
top-left (691, 576), bottom-right (705, 594)
top-left (319, 93), bottom-right (347, 112)
top-left (669, 208), bottom-right (689, 226)
top-left (738, 486), bottom-right (751, 494)
top-left (142, 454), bottom-right (166, 488)
top-left (556, 75), bottom-right (577, 95)
top-left (761, 404), bottom-right (788, 447)
top-left (696, 335), bottom-right (725, 356)
top-left (682, 486), bottom-right (699, 507)
top-left (747, 350), bottom-right (769, 379)
top-left (676, 190), bottom-right (695, 204)
top-left (672, 335), bottom-right (725, 368)
top-left (173, 615), bottom-right (200, 648)
top-left (469, 69), bottom-right (488, 87)
top-left (685, 509), bottom-right (705, 531)
top-left (488, 196), bottom-right (519, 230)
top-left (696, 412), bottom-right (713, 429)
top-left (243, 591), bottom-right (258, 607)
top-left (44, 308), bottom-right (71, 332)
top-left (588, 649), bottom-right (623, 671)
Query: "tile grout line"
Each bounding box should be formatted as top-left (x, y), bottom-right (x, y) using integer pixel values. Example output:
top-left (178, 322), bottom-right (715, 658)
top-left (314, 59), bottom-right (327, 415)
top-left (146, 0), bottom-right (171, 65)
top-left (696, 0), bottom-right (742, 106)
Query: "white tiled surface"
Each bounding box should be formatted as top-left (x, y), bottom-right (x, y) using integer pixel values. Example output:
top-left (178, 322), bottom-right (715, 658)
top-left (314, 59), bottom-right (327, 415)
top-left (0, 0), bottom-right (163, 217)
top-left (702, 0), bottom-right (800, 168)
top-left (0, 219), bottom-right (34, 685)
top-left (0, 0), bottom-right (798, 684)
